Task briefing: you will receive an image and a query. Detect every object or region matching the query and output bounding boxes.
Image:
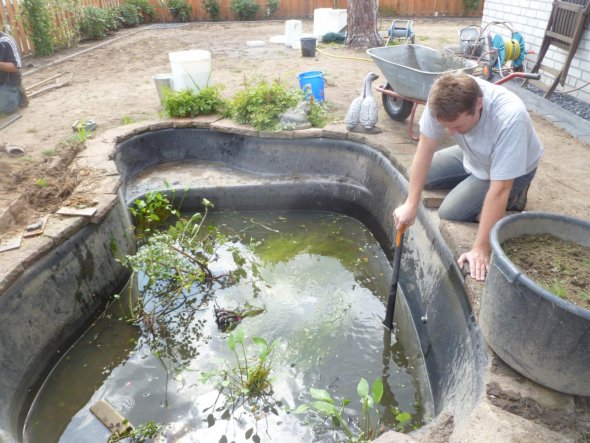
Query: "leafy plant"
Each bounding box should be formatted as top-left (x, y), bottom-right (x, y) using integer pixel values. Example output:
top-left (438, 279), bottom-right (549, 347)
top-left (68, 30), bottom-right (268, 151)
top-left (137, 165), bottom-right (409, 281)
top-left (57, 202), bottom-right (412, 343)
top-left (462, 0), bottom-right (480, 15)
top-left (230, 0), bottom-right (260, 20)
top-left (307, 100), bottom-right (331, 127)
top-left (125, 0), bottom-right (156, 22)
top-left (122, 115), bottom-right (135, 124)
top-left (79, 6), bottom-right (112, 40)
top-left (164, 86), bottom-right (226, 118)
top-left (202, 0), bottom-right (221, 20)
top-left (108, 420), bottom-right (164, 442)
top-left (119, 198), bottom-right (263, 376)
top-left (201, 329), bottom-right (279, 414)
top-left (167, 0), bottom-right (192, 22)
top-left (49, 0), bottom-right (82, 49)
top-left (265, 0), bottom-right (280, 17)
top-left (295, 377), bottom-right (386, 441)
top-left (229, 79), bottom-right (300, 130)
top-left (128, 187), bottom-right (182, 236)
top-left (34, 178), bottom-right (48, 188)
top-left (117, 3), bottom-right (140, 27)
top-left (22, 0), bottom-right (55, 56)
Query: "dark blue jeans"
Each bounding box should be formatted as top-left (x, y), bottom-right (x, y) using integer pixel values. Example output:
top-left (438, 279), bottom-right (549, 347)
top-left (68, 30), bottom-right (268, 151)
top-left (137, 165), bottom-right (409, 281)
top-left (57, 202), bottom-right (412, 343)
top-left (0, 86), bottom-right (21, 114)
top-left (425, 145), bottom-right (537, 222)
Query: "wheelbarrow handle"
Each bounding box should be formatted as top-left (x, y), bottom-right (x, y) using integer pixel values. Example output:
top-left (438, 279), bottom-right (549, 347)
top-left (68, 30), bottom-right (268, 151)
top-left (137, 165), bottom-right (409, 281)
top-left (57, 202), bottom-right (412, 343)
top-left (494, 72), bottom-right (541, 85)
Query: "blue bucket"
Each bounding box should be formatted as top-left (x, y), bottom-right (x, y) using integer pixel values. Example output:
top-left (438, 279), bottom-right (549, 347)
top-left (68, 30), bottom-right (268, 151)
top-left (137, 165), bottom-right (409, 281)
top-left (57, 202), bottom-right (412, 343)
top-left (297, 70), bottom-right (325, 102)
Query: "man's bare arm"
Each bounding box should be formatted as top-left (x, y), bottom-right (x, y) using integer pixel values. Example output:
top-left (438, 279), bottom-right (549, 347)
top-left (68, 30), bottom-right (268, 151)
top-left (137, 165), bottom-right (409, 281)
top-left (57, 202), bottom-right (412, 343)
top-left (458, 179), bottom-right (513, 280)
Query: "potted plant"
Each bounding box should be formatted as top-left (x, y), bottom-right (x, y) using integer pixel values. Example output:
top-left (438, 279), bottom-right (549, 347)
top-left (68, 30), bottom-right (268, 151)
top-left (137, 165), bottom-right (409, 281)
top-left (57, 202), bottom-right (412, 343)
top-left (480, 212), bottom-right (590, 395)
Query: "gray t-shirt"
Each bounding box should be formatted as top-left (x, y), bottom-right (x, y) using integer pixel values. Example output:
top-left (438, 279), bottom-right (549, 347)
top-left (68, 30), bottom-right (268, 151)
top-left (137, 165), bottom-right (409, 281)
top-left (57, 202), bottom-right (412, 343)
top-left (419, 76), bottom-right (544, 181)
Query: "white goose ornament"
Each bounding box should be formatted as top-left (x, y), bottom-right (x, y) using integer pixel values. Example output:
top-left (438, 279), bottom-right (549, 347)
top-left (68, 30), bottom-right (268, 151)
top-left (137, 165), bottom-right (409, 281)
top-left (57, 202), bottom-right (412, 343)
top-left (345, 72), bottom-right (381, 134)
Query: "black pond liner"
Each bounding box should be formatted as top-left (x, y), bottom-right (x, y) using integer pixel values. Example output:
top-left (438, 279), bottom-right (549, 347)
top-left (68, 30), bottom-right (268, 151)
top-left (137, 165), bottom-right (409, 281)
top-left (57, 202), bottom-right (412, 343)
top-left (0, 129), bottom-right (488, 442)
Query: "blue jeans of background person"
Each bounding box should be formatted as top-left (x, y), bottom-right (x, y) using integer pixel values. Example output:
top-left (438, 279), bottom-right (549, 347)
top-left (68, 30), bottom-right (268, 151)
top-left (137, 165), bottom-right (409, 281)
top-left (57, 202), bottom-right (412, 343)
top-left (0, 86), bottom-right (21, 114)
top-left (425, 145), bottom-right (537, 222)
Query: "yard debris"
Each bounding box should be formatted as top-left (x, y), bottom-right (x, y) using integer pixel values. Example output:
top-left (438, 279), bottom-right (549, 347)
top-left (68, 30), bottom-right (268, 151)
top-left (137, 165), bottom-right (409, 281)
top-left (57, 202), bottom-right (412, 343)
top-left (3, 143), bottom-right (24, 157)
top-left (23, 215), bottom-right (48, 238)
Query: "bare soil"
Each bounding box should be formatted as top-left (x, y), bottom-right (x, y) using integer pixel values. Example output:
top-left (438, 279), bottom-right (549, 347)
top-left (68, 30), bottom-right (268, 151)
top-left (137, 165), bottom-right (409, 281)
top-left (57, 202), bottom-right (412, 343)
top-left (504, 234), bottom-right (590, 310)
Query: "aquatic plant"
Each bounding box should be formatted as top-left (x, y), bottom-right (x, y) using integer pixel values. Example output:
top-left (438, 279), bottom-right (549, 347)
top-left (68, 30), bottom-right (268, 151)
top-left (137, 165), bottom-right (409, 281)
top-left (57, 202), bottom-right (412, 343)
top-left (295, 377), bottom-right (386, 441)
top-left (129, 185), bottom-right (184, 237)
top-left (201, 329), bottom-right (279, 416)
top-left (118, 199), bottom-right (262, 377)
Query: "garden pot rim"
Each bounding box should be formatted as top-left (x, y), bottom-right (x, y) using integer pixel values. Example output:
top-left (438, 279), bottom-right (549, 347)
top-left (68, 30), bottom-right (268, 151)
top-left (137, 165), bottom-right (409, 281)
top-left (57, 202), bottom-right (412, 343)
top-left (490, 211), bottom-right (590, 319)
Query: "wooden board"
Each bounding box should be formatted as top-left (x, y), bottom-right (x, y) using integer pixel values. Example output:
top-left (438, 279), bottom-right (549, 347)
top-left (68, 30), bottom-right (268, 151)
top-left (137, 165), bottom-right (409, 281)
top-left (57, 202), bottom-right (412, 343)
top-left (90, 399), bottom-right (134, 435)
top-left (0, 234), bottom-right (22, 253)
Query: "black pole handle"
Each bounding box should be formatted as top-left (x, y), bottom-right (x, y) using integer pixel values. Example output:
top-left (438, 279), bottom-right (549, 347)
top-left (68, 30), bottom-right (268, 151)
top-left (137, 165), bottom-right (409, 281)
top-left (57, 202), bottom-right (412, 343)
top-left (383, 224), bottom-right (406, 330)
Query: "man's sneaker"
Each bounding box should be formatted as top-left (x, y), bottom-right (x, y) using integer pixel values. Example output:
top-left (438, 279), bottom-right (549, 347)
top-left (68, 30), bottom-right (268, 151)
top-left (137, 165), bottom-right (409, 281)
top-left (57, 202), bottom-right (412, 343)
top-left (507, 183), bottom-right (530, 212)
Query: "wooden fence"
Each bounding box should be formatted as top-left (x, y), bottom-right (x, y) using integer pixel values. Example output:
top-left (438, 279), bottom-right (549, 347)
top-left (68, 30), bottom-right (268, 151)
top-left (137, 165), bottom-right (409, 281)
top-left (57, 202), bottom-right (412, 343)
top-left (1, 0), bottom-right (484, 56)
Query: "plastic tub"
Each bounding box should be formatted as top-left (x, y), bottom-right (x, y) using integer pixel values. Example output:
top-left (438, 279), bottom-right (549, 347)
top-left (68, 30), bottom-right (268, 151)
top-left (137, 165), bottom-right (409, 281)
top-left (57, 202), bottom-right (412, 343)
top-left (313, 8), bottom-right (347, 37)
top-left (297, 70), bottom-right (324, 102)
top-left (481, 212), bottom-right (590, 395)
top-left (168, 50), bottom-right (211, 92)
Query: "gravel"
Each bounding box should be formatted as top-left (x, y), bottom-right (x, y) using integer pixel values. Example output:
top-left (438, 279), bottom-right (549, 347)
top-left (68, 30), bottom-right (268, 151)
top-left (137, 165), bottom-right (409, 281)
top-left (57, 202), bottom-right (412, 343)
top-left (523, 83), bottom-right (590, 121)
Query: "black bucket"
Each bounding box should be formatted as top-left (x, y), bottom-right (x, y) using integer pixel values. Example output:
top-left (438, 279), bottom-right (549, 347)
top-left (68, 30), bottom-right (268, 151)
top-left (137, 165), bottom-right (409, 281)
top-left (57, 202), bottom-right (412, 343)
top-left (300, 37), bottom-right (317, 57)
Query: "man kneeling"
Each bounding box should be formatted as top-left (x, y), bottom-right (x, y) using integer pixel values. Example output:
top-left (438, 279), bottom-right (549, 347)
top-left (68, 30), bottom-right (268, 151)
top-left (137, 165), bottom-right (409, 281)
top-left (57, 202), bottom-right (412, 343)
top-left (393, 73), bottom-right (544, 281)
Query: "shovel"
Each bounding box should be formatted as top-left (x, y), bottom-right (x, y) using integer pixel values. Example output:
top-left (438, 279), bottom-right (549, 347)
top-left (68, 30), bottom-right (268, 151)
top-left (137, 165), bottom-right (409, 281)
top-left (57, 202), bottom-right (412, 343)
top-left (383, 224), bottom-right (407, 331)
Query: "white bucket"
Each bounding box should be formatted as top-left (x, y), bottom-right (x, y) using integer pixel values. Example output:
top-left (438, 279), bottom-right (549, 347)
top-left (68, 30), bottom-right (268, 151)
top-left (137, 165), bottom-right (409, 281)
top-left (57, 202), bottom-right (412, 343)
top-left (284, 20), bottom-right (302, 48)
top-left (313, 8), bottom-right (347, 37)
top-left (169, 49), bottom-right (212, 92)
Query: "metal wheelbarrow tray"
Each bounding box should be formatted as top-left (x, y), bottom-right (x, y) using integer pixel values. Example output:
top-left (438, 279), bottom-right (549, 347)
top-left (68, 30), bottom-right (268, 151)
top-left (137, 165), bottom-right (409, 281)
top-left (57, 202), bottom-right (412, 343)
top-left (367, 45), bottom-right (478, 139)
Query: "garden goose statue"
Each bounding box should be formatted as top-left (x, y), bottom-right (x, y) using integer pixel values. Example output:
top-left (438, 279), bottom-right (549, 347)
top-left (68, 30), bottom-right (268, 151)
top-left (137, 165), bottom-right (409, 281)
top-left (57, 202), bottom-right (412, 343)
top-left (345, 72), bottom-right (381, 134)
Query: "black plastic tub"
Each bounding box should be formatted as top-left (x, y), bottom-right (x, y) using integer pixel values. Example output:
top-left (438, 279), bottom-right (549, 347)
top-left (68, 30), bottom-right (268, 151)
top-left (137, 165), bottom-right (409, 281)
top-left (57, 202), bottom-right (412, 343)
top-left (0, 128), bottom-right (487, 442)
top-left (481, 212), bottom-right (590, 395)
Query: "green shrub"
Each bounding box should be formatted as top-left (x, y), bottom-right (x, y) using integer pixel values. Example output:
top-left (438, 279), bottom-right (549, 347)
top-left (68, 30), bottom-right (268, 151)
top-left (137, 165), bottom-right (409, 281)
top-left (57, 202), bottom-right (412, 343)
top-left (230, 0), bottom-right (260, 20)
top-left (79, 6), bottom-right (112, 40)
top-left (229, 80), bottom-right (300, 130)
top-left (125, 0), bottom-right (156, 23)
top-left (22, 0), bottom-right (54, 56)
top-left (117, 3), bottom-right (140, 27)
top-left (202, 0), bottom-right (221, 20)
top-left (167, 0), bottom-right (192, 21)
top-left (105, 6), bottom-right (122, 31)
top-left (164, 86), bottom-right (226, 118)
top-left (265, 0), bottom-right (280, 17)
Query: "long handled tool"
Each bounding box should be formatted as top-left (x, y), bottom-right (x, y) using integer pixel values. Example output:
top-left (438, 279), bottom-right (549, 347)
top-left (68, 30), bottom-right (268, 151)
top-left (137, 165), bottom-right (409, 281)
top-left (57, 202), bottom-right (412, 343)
top-left (383, 224), bottom-right (407, 330)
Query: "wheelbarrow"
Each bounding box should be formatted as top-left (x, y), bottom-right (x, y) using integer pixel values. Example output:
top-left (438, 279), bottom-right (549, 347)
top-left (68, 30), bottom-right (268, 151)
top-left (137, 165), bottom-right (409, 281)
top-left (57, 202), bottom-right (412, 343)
top-left (367, 45), bottom-right (541, 141)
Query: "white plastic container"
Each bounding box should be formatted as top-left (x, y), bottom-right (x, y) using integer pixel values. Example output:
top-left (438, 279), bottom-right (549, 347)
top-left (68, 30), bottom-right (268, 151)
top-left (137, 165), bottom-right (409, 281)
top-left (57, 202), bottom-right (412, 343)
top-left (168, 50), bottom-right (211, 92)
top-left (153, 73), bottom-right (173, 103)
top-left (284, 20), bottom-right (302, 48)
top-left (313, 8), bottom-right (347, 37)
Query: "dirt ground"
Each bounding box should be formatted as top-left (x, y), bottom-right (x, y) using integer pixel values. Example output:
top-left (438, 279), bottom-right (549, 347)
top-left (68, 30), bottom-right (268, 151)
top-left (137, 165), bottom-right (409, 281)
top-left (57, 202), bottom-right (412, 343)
top-left (1, 18), bottom-right (589, 236)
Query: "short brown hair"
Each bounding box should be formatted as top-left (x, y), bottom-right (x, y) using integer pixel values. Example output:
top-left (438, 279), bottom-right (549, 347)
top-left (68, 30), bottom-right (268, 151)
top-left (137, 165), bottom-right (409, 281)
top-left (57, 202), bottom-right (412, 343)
top-left (428, 73), bottom-right (482, 121)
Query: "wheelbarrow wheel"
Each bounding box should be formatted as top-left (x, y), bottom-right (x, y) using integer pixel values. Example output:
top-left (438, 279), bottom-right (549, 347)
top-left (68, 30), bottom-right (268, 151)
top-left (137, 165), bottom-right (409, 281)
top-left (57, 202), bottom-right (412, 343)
top-left (382, 84), bottom-right (413, 121)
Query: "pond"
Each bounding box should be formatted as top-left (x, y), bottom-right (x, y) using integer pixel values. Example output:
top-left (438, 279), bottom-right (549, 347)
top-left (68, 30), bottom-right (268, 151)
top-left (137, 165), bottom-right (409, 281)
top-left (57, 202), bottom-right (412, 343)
top-left (24, 210), bottom-right (432, 442)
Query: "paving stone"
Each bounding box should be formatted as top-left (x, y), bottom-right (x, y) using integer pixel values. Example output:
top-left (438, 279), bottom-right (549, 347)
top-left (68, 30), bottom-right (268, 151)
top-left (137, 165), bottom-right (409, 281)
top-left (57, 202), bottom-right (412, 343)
top-left (75, 175), bottom-right (122, 195)
top-left (89, 194), bottom-right (120, 224)
top-left (43, 215), bottom-right (88, 244)
top-left (321, 123), bottom-right (348, 139)
top-left (210, 119), bottom-right (258, 136)
top-left (258, 130), bottom-right (294, 139)
top-left (292, 127), bottom-right (323, 138)
top-left (149, 121), bottom-right (174, 131)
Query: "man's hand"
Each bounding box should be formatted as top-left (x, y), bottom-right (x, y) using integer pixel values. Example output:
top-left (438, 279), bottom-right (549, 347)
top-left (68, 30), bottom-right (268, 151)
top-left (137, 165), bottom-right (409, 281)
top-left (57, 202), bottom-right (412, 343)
top-left (393, 202), bottom-right (417, 231)
top-left (457, 247), bottom-right (489, 281)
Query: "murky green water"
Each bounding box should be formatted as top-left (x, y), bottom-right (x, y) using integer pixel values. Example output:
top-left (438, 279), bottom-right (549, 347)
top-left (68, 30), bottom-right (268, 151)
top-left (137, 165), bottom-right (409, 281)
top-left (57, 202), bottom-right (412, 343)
top-left (24, 211), bottom-right (432, 442)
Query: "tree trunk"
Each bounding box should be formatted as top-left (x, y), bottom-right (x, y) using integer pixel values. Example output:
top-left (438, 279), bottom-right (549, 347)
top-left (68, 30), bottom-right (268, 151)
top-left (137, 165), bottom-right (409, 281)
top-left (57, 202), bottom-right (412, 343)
top-left (346, 0), bottom-right (383, 49)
